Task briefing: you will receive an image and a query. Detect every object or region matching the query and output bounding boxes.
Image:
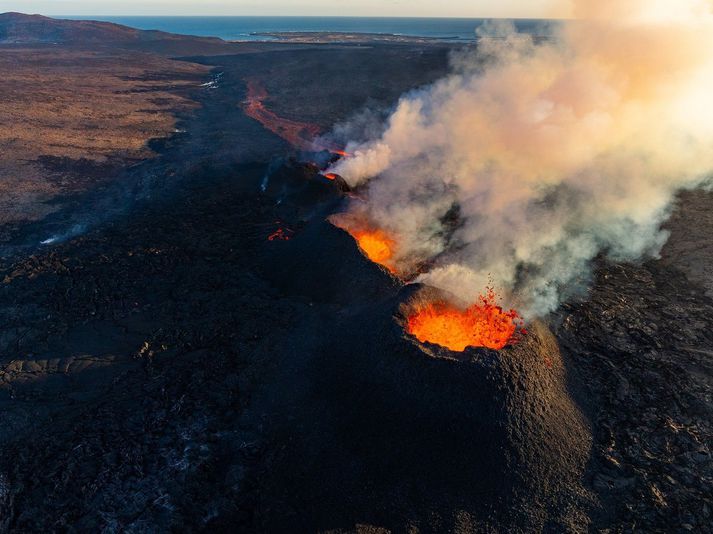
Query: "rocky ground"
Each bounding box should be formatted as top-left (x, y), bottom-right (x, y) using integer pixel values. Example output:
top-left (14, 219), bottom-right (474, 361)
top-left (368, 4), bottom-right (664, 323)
top-left (0, 44), bottom-right (208, 226)
top-left (0, 16), bottom-right (711, 533)
top-left (0, 13), bottom-right (230, 227)
top-left (556, 257), bottom-right (713, 531)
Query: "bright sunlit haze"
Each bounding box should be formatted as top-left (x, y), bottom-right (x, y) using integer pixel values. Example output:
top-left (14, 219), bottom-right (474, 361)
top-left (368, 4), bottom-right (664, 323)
top-left (0, 0), bottom-right (569, 18)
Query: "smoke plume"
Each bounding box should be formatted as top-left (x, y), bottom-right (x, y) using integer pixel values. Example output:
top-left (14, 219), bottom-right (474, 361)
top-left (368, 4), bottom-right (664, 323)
top-left (326, 0), bottom-right (713, 317)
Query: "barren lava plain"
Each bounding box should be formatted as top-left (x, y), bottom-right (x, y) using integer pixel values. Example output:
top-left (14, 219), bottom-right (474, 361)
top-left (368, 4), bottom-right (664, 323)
top-left (0, 13), bottom-right (711, 533)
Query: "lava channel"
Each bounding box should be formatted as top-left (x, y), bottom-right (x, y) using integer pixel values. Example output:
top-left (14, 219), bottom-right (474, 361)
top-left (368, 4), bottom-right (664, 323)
top-left (242, 78), bottom-right (350, 157)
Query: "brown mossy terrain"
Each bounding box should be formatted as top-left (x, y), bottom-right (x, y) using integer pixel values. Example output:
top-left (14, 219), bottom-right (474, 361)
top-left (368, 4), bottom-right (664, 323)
top-left (0, 45), bottom-right (209, 225)
top-left (0, 12), bottom-right (226, 45)
top-left (0, 12), bottom-right (323, 231)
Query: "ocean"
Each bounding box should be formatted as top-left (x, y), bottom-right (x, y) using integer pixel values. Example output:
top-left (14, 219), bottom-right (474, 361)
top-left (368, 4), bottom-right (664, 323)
top-left (62, 16), bottom-right (553, 42)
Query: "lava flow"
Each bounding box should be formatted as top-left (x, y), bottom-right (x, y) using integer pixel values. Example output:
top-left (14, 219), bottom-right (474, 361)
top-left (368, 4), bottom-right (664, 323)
top-left (242, 78), bottom-right (351, 158)
top-left (407, 289), bottom-right (523, 351)
top-left (243, 79), bottom-right (322, 150)
top-left (351, 228), bottom-right (397, 272)
top-left (268, 226), bottom-right (294, 241)
top-left (329, 213), bottom-right (398, 273)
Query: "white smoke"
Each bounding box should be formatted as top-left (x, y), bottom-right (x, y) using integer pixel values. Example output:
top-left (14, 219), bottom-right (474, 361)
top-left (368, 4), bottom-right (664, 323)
top-left (326, 0), bottom-right (713, 317)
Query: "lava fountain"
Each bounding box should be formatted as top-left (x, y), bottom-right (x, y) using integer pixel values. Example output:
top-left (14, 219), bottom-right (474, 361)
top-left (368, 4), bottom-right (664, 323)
top-left (407, 288), bottom-right (524, 351)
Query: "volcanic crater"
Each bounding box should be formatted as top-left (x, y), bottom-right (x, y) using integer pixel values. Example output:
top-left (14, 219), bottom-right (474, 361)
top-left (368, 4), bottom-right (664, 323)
top-left (240, 156), bottom-right (593, 531)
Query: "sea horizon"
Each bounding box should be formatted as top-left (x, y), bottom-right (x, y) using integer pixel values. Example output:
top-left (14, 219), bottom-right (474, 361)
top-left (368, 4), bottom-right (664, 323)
top-left (54, 15), bottom-right (557, 42)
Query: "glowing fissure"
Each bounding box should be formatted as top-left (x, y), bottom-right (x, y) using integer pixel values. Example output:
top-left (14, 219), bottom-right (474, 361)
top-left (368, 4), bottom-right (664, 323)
top-left (330, 212), bottom-right (525, 349)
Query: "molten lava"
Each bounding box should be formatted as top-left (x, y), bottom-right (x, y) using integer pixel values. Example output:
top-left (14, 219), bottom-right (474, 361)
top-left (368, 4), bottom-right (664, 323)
top-left (268, 227), bottom-right (294, 241)
top-left (323, 173), bottom-right (338, 180)
top-left (352, 229), bottom-right (396, 271)
top-left (243, 79), bottom-right (322, 150)
top-left (242, 78), bottom-right (351, 158)
top-left (407, 289), bottom-right (523, 351)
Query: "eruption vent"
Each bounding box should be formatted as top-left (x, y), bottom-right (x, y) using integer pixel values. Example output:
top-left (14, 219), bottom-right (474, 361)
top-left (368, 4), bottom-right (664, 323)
top-left (330, 213), bottom-right (399, 273)
top-left (330, 209), bottom-right (523, 350)
top-left (324, 0), bottom-right (713, 318)
top-left (352, 228), bottom-right (396, 271)
top-left (407, 288), bottom-right (523, 351)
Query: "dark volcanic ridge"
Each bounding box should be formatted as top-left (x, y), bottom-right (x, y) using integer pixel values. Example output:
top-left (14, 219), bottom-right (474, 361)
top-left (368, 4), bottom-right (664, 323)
top-left (0, 12), bottom-right (223, 45)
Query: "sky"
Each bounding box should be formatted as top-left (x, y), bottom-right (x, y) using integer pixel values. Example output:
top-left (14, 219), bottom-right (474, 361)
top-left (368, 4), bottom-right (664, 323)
top-left (0, 0), bottom-right (567, 18)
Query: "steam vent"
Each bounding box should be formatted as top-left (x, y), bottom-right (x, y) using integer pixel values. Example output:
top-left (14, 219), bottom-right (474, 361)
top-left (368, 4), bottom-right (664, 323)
top-left (250, 161), bottom-right (592, 532)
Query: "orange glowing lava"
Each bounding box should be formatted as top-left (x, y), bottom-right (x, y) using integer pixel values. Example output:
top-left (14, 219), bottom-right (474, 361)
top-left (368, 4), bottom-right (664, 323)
top-left (242, 79), bottom-right (351, 158)
top-left (243, 79), bottom-right (322, 150)
top-left (352, 229), bottom-right (396, 271)
top-left (268, 227), bottom-right (293, 241)
top-left (323, 173), bottom-right (338, 180)
top-left (407, 289), bottom-right (523, 351)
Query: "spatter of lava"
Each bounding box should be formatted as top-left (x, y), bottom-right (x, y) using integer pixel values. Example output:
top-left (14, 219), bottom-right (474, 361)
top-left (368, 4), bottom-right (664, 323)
top-left (268, 227), bottom-right (294, 241)
top-left (407, 288), bottom-right (524, 351)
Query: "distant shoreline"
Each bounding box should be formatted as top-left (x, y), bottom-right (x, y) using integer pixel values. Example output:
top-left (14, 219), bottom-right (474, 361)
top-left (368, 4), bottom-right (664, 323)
top-left (244, 31), bottom-right (467, 44)
top-left (54, 15), bottom-right (556, 43)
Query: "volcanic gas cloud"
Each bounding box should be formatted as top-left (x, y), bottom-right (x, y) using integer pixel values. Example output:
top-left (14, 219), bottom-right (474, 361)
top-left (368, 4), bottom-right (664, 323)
top-left (325, 0), bottom-right (713, 326)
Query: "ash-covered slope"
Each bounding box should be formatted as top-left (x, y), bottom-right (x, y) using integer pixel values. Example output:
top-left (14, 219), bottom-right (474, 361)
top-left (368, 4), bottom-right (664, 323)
top-left (250, 308), bottom-right (592, 532)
